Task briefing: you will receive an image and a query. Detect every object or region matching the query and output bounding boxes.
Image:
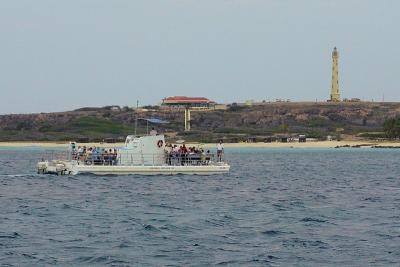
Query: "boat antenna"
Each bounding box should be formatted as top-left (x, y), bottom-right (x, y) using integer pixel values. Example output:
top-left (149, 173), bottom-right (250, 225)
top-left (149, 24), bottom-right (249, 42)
top-left (134, 100), bottom-right (139, 136)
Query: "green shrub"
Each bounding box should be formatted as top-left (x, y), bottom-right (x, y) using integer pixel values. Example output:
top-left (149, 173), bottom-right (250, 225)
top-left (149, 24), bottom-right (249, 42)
top-left (384, 117), bottom-right (400, 138)
top-left (358, 132), bottom-right (387, 139)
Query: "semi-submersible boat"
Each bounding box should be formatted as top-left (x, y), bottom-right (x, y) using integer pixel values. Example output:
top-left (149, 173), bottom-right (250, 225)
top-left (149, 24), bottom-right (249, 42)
top-left (36, 135), bottom-right (230, 175)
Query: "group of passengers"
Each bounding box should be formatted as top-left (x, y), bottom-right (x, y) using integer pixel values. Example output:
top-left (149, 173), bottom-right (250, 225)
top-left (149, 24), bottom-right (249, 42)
top-left (68, 137), bottom-right (225, 166)
top-left (72, 146), bottom-right (118, 165)
top-left (164, 143), bottom-right (212, 165)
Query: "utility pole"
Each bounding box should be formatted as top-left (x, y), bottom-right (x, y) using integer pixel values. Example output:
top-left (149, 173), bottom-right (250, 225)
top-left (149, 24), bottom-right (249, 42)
top-left (184, 106), bottom-right (191, 131)
top-left (134, 100), bottom-right (139, 135)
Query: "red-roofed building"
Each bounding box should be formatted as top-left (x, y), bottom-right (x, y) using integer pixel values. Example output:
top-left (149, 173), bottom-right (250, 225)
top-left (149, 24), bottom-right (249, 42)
top-left (162, 96), bottom-right (215, 109)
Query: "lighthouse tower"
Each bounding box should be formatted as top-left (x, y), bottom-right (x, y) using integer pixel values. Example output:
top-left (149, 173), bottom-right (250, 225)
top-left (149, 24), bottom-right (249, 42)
top-left (330, 47), bottom-right (341, 102)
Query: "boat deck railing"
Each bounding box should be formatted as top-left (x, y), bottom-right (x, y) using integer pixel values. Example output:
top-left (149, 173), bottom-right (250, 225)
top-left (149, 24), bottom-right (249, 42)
top-left (76, 152), bottom-right (225, 166)
top-left (40, 150), bottom-right (227, 167)
top-left (40, 150), bottom-right (71, 161)
top-left (165, 153), bottom-right (217, 166)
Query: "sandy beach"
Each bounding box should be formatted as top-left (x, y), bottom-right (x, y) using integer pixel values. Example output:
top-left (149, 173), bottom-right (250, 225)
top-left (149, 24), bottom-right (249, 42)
top-left (1, 140), bottom-right (400, 149)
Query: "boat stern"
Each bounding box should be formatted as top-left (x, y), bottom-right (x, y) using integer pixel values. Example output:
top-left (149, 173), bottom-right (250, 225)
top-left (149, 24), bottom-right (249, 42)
top-left (37, 160), bottom-right (77, 175)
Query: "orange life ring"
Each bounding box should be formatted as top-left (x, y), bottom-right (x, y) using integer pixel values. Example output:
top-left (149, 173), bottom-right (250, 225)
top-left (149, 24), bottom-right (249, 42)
top-left (157, 140), bottom-right (163, 148)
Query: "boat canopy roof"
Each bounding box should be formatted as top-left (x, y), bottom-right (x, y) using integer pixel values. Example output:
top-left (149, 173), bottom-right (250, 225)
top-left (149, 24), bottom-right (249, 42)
top-left (140, 118), bottom-right (169, 124)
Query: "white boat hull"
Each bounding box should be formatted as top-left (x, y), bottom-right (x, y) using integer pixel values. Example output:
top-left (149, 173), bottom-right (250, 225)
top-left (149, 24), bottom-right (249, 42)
top-left (37, 160), bottom-right (230, 176)
top-left (77, 164), bottom-right (230, 175)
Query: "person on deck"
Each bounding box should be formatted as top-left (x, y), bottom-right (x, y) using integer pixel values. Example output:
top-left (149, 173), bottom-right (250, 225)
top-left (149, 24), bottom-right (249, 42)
top-left (217, 140), bottom-right (224, 162)
top-left (171, 145), bottom-right (179, 165)
top-left (150, 127), bottom-right (157, 136)
top-left (165, 144), bottom-right (173, 165)
top-left (180, 144), bottom-right (188, 165)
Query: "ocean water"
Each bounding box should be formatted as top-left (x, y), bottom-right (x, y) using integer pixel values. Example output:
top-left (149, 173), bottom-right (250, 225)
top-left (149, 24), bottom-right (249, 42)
top-left (1, 147), bottom-right (400, 266)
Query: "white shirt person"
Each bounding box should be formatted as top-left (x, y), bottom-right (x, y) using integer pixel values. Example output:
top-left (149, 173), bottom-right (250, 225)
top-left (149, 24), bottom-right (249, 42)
top-left (217, 141), bottom-right (224, 162)
top-left (149, 128), bottom-right (157, 136)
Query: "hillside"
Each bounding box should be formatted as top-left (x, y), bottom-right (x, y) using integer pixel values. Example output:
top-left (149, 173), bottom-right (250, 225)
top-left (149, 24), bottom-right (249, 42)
top-left (1, 102), bottom-right (399, 142)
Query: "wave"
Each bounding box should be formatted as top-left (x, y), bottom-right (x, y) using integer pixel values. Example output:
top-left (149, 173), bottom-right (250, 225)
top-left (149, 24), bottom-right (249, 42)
top-left (143, 224), bottom-right (161, 232)
top-left (149, 203), bottom-right (181, 210)
top-left (261, 230), bottom-right (289, 236)
top-left (0, 232), bottom-right (20, 239)
top-left (300, 217), bottom-right (328, 223)
top-left (75, 255), bottom-right (129, 265)
top-left (0, 174), bottom-right (33, 177)
top-left (283, 238), bottom-right (330, 249)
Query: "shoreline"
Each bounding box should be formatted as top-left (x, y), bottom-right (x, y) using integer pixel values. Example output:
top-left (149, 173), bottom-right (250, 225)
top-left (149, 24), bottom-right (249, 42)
top-left (1, 140), bottom-right (400, 149)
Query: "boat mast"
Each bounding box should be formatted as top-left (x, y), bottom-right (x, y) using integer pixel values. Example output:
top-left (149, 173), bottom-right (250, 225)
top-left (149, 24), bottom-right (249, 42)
top-left (134, 100), bottom-right (139, 136)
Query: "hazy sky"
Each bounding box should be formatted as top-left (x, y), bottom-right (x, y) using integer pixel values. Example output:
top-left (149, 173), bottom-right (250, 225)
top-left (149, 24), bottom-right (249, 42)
top-left (0, 0), bottom-right (399, 114)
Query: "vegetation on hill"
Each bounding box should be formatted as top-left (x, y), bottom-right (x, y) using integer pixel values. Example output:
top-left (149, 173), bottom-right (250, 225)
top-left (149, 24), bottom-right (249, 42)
top-left (39, 117), bottom-right (134, 136)
top-left (383, 117), bottom-right (400, 138)
top-left (1, 102), bottom-right (400, 142)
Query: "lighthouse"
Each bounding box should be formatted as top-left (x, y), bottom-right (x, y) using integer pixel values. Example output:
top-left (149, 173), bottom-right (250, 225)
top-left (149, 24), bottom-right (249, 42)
top-left (330, 47), bottom-right (341, 102)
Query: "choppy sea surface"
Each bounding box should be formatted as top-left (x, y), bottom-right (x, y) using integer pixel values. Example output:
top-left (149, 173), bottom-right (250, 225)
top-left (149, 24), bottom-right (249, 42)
top-left (1, 147), bottom-right (400, 266)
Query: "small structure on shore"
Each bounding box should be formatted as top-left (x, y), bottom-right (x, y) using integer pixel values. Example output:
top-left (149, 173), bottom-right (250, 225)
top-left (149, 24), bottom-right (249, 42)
top-left (279, 136), bottom-right (289, 143)
top-left (299, 135), bottom-right (306, 143)
top-left (264, 137), bottom-right (275, 143)
top-left (162, 96), bottom-right (214, 109)
top-left (104, 138), bottom-right (116, 143)
top-left (246, 137), bottom-right (257, 143)
top-left (161, 96), bottom-right (215, 131)
top-left (77, 137), bottom-right (89, 143)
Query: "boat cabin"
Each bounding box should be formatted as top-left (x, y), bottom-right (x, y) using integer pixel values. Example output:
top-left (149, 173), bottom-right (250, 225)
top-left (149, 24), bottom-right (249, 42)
top-left (118, 135), bottom-right (165, 166)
